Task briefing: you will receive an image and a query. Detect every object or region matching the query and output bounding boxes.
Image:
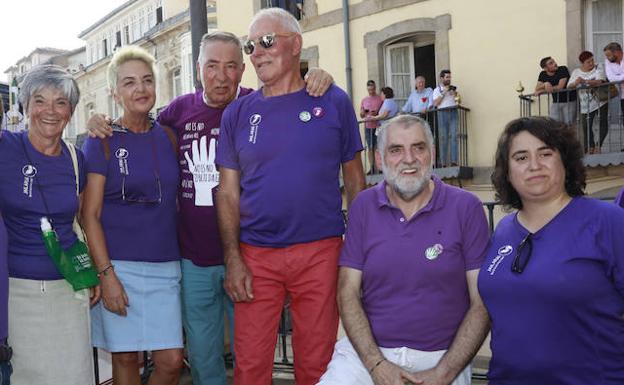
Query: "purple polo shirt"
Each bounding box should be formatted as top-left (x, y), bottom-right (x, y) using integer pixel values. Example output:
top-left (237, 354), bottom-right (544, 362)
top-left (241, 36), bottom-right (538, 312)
top-left (216, 85), bottom-right (363, 247)
top-left (0, 214), bottom-right (7, 340)
top-left (158, 88), bottom-right (253, 267)
top-left (82, 122), bottom-right (180, 262)
top-left (478, 197), bottom-right (624, 384)
top-left (339, 177), bottom-right (489, 350)
top-left (0, 131), bottom-right (86, 280)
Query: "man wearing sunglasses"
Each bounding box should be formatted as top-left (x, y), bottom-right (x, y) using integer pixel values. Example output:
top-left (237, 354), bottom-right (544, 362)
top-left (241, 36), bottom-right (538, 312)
top-left (87, 31), bottom-right (334, 385)
top-left (216, 7), bottom-right (365, 385)
top-left (317, 115), bottom-right (489, 385)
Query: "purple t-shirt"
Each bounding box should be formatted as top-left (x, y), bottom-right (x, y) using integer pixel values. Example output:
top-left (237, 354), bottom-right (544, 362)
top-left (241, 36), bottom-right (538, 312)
top-left (478, 197), bottom-right (624, 385)
top-left (158, 88), bottom-right (253, 267)
top-left (0, 131), bottom-right (86, 280)
top-left (216, 85), bottom-right (363, 247)
top-left (82, 122), bottom-right (180, 262)
top-left (0, 214), bottom-right (8, 340)
top-left (339, 177), bottom-right (489, 351)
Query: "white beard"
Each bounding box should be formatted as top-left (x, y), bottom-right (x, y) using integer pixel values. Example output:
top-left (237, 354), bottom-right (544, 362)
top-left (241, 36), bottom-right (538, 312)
top-left (382, 159), bottom-right (432, 201)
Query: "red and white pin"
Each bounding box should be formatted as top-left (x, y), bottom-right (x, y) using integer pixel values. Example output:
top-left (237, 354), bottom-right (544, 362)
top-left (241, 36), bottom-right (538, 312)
top-left (312, 107), bottom-right (324, 118)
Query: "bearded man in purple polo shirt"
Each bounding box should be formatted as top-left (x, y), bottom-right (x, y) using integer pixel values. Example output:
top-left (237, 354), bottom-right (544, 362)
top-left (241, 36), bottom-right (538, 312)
top-left (318, 115), bottom-right (490, 385)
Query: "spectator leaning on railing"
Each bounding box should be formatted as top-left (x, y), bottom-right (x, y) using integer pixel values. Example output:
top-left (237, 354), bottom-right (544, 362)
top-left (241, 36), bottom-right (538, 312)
top-left (360, 80), bottom-right (383, 174)
top-left (534, 56), bottom-right (577, 124)
top-left (402, 75), bottom-right (433, 115)
top-left (603, 42), bottom-right (624, 115)
top-left (366, 86), bottom-right (398, 123)
top-left (567, 50), bottom-right (608, 154)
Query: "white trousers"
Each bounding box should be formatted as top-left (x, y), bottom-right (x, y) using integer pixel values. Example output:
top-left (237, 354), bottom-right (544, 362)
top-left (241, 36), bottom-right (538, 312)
top-left (8, 278), bottom-right (94, 385)
top-left (317, 337), bottom-right (471, 385)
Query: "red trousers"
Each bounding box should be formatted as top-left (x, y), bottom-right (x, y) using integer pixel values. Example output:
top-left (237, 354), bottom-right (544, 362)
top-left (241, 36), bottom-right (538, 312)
top-left (234, 237), bottom-right (341, 385)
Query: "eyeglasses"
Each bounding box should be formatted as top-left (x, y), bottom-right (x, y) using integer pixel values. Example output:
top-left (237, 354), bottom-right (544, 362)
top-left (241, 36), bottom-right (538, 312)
top-left (243, 32), bottom-right (296, 55)
top-left (122, 174), bottom-right (162, 204)
top-left (115, 118), bottom-right (162, 204)
top-left (511, 233), bottom-right (533, 274)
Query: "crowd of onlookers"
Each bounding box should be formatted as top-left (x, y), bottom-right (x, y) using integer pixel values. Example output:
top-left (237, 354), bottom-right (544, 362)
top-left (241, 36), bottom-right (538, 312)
top-left (534, 42), bottom-right (624, 154)
top-left (360, 70), bottom-right (461, 169)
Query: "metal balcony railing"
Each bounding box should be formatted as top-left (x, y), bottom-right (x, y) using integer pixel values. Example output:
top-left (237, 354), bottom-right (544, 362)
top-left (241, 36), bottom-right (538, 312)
top-left (359, 106), bottom-right (472, 182)
top-left (518, 80), bottom-right (624, 157)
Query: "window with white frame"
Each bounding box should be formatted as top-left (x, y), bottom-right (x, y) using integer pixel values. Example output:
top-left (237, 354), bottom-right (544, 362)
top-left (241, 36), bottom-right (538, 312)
top-left (172, 68), bottom-right (182, 98)
top-left (148, 5), bottom-right (155, 29)
top-left (385, 43), bottom-right (415, 108)
top-left (132, 15), bottom-right (139, 40)
top-left (585, 0), bottom-right (623, 64)
top-left (139, 10), bottom-right (145, 37)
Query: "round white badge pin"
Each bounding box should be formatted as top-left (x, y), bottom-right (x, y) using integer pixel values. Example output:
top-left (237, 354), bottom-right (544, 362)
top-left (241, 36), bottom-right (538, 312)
top-left (299, 111), bottom-right (311, 122)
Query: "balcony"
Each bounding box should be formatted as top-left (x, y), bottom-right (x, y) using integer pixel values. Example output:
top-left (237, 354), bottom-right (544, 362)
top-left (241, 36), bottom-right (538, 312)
top-left (361, 105), bottom-right (472, 186)
top-left (518, 81), bottom-right (624, 167)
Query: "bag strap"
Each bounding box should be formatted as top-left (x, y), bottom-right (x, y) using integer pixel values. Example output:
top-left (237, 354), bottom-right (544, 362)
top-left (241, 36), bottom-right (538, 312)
top-left (101, 137), bottom-right (111, 161)
top-left (160, 124), bottom-right (178, 155)
top-left (62, 139), bottom-right (80, 197)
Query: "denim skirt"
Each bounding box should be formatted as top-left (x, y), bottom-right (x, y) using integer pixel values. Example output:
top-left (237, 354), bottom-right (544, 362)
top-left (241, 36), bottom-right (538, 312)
top-left (91, 260), bottom-right (183, 352)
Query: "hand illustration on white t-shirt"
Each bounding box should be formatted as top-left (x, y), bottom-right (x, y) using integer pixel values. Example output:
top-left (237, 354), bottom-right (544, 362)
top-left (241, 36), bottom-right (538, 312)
top-left (184, 135), bottom-right (219, 206)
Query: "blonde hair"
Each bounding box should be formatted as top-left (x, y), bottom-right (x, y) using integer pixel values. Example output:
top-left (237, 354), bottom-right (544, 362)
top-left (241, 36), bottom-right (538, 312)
top-left (107, 45), bottom-right (157, 91)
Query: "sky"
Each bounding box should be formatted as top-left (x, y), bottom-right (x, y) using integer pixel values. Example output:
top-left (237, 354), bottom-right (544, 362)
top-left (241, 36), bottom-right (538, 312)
top-left (1, 0), bottom-right (130, 82)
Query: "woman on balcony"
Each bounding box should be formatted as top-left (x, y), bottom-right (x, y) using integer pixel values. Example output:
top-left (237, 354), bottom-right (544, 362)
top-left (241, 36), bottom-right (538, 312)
top-left (81, 45), bottom-right (183, 385)
top-left (478, 117), bottom-right (624, 385)
top-left (567, 51), bottom-right (609, 154)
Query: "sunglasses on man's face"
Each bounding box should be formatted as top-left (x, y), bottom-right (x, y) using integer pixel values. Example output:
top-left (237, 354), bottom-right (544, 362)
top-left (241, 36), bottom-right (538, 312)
top-left (243, 32), bottom-right (296, 55)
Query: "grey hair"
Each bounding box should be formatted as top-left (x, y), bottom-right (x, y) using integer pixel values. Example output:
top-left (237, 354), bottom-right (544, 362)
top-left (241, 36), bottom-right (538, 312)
top-left (250, 7), bottom-right (302, 34)
top-left (198, 31), bottom-right (244, 65)
top-left (19, 64), bottom-right (80, 112)
top-left (107, 45), bottom-right (157, 92)
top-left (377, 115), bottom-right (434, 154)
top-left (415, 75), bottom-right (426, 82)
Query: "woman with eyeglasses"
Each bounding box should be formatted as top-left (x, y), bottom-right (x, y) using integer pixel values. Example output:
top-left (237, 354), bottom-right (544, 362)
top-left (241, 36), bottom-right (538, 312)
top-left (478, 117), bottom-right (624, 384)
top-left (81, 45), bottom-right (183, 385)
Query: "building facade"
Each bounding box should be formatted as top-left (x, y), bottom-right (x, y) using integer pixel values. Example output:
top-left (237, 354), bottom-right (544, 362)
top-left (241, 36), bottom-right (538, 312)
top-left (217, 0), bottom-right (624, 197)
top-left (72, 0), bottom-right (217, 143)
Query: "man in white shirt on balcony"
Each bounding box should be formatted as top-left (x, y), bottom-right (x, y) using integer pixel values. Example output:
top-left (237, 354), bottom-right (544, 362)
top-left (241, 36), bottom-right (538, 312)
top-left (603, 42), bottom-right (624, 114)
top-left (402, 76), bottom-right (433, 115)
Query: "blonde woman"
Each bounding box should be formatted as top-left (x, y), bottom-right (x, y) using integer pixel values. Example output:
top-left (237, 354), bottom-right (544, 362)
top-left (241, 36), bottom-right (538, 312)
top-left (82, 46), bottom-right (183, 385)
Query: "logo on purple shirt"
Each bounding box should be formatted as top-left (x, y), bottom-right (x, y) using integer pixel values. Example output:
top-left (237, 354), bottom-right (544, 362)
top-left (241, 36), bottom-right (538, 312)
top-left (486, 244), bottom-right (513, 276)
top-left (312, 107), bottom-right (324, 118)
top-left (249, 114), bottom-right (261, 144)
top-left (21, 164), bottom-right (36, 197)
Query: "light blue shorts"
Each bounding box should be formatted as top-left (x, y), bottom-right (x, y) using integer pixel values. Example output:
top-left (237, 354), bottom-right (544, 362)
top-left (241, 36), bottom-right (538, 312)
top-left (91, 260), bottom-right (183, 352)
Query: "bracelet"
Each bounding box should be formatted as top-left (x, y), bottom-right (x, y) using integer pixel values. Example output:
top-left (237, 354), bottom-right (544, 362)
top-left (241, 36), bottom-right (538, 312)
top-left (97, 264), bottom-right (114, 277)
top-left (369, 358), bottom-right (386, 374)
